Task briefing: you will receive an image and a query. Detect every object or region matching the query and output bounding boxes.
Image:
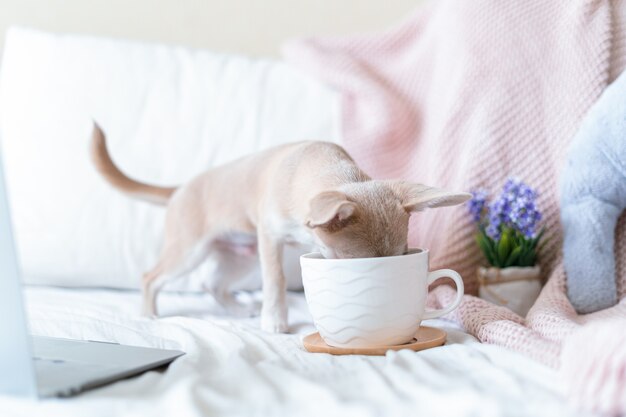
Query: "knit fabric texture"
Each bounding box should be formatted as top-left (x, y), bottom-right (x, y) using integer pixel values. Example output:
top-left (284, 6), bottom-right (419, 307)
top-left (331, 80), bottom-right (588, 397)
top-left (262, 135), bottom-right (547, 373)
top-left (283, 0), bottom-right (626, 414)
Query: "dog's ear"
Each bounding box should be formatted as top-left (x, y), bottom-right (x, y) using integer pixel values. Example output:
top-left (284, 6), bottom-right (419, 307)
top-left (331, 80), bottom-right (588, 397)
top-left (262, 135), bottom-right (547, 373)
top-left (395, 182), bottom-right (471, 213)
top-left (306, 191), bottom-right (357, 229)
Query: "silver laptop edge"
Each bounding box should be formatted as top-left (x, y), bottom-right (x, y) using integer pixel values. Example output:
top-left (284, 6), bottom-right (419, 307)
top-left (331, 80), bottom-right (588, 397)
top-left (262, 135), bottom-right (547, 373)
top-left (0, 137), bottom-right (184, 398)
top-left (0, 140), bottom-right (38, 397)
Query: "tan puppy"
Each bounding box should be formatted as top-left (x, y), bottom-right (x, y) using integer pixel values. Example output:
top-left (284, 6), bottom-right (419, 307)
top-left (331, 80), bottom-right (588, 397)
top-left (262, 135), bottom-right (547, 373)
top-left (90, 124), bottom-right (470, 332)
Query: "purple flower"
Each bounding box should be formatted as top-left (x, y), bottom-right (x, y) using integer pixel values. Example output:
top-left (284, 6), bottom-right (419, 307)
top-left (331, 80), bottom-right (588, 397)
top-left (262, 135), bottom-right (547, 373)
top-left (486, 223), bottom-right (501, 240)
top-left (510, 198), bottom-right (542, 238)
top-left (467, 189), bottom-right (488, 223)
top-left (486, 177), bottom-right (541, 238)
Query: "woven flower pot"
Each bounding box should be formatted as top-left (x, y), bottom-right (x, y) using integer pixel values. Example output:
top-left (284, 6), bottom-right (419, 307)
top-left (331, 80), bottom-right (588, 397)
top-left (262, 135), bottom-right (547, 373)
top-left (477, 266), bottom-right (542, 317)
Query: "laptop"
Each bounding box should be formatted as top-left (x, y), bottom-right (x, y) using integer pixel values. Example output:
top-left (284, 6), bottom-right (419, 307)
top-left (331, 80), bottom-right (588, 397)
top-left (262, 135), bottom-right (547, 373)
top-left (0, 147), bottom-right (184, 398)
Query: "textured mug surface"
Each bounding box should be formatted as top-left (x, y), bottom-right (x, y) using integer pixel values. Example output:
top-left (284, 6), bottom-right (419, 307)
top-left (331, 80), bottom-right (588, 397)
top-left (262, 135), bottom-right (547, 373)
top-left (300, 248), bottom-right (464, 348)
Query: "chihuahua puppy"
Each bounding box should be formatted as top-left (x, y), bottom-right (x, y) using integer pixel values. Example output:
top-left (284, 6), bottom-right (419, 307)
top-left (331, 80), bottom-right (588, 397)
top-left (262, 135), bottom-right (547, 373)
top-left (90, 124), bottom-right (470, 332)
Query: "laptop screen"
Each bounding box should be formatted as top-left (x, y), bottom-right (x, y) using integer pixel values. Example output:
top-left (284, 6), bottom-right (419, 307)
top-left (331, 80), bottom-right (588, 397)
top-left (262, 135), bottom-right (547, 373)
top-left (0, 140), bottom-right (38, 397)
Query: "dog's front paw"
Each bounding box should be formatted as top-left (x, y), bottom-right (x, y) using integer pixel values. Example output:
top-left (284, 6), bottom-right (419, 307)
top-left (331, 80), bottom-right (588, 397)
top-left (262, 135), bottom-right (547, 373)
top-left (261, 305), bottom-right (288, 333)
top-left (141, 305), bottom-right (158, 319)
top-left (261, 318), bottom-right (288, 333)
top-left (141, 311), bottom-right (158, 319)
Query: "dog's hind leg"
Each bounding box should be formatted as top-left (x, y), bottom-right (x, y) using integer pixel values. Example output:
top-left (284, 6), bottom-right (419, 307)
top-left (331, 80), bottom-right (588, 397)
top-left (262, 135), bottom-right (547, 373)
top-left (142, 265), bottom-right (165, 317)
top-left (141, 184), bottom-right (215, 317)
top-left (141, 238), bottom-right (212, 317)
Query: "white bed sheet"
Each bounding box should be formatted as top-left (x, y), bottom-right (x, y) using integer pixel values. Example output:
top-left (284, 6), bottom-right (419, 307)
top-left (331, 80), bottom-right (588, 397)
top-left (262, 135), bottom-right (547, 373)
top-left (0, 286), bottom-right (589, 417)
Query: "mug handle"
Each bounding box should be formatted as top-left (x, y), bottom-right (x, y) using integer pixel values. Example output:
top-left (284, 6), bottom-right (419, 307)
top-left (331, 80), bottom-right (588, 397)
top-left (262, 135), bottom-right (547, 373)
top-left (422, 269), bottom-right (465, 320)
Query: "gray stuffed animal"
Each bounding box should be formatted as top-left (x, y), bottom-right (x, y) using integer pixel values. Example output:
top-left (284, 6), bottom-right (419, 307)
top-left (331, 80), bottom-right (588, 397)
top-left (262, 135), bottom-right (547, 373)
top-left (560, 71), bottom-right (626, 314)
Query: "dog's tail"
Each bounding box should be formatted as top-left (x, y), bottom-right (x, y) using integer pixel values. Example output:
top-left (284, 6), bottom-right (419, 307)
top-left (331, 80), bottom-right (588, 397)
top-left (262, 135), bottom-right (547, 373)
top-left (89, 122), bottom-right (177, 205)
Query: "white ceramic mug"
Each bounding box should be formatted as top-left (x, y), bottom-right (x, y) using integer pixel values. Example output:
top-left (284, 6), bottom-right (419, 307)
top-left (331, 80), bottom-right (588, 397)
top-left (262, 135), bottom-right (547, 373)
top-left (300, 248), bottom-right (464, 348)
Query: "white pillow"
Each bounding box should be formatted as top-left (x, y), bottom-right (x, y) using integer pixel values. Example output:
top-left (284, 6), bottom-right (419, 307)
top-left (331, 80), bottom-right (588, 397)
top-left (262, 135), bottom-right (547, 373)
top-left (0, 27), bottom-right (340, 291)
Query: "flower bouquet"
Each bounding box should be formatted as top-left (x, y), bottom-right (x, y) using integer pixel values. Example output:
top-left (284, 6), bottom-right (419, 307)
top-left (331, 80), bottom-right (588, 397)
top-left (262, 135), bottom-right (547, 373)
top-left (468, 178), bottom-right (545, 316)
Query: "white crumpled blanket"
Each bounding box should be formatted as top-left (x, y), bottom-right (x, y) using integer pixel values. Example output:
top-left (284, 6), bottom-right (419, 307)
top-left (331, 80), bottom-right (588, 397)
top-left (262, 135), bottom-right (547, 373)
top-left (0, 287), bottom-right (585, 417)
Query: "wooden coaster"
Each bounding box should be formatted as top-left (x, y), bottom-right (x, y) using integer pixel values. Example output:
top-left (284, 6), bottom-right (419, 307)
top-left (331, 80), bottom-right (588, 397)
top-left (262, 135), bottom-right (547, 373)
top-left (302, 326), bottom-right (446, 356)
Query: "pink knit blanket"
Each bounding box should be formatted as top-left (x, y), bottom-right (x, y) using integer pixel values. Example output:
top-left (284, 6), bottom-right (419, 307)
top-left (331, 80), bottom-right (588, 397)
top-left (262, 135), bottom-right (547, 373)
top-left (284, 0), bottom-right (626, 414)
